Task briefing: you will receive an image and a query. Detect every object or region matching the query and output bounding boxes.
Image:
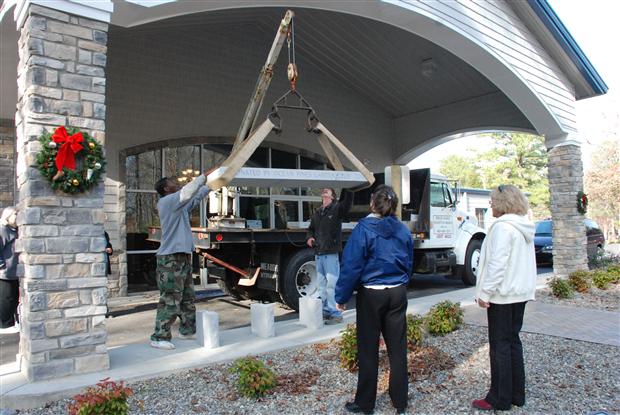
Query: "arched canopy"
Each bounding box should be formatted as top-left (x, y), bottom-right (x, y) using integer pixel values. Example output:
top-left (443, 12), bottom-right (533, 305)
top-left (1, 0), bottom-right (606, 175)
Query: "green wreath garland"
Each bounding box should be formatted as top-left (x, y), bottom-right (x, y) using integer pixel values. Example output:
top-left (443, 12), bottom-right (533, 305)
top-left (36, 126), bottom-right (106, 194)
top-left (576, 191), bottom-right (588, 215)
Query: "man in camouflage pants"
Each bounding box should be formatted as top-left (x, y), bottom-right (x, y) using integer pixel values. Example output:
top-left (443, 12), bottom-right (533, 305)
top-left (150, 170), bottom-right (212, 350)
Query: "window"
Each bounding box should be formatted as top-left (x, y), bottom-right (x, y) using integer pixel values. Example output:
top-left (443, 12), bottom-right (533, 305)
top-left (274, 200), bottom-right (299, 229)
top-left (475, 208), bottom-right (487, 229)
top-left (126, 192), bottom-right (159, 234)
top-left (165, 146), bottom-right (201, 181)
top-left (303, 201), bottom-right (322, 222)
top-left (239, 197), bottom-right (270, 228)
top-left (430, 183), bottom-right (447, 207)
top-left (125, 151), bottom-right (161, 191)
top-left (203, 145), bottom-right (229, 170)
top-left (535, 221), bottom-right (552, 236)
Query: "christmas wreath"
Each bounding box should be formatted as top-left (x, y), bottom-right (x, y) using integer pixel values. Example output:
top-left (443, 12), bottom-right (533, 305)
top-left (36, 126), bottom-right (106, 194)
top-left (576, 191), bottom-right (588, 215)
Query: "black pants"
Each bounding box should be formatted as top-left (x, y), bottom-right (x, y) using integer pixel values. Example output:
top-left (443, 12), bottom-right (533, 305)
top-left (0, 279), bottom-right (19, 328)
top-left (485, 302), bottom-right (527, 410)
top-left (354, 285), bottom-right (408, 411)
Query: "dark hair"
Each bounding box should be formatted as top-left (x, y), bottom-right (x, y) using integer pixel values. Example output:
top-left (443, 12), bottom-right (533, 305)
top-left (155, 177), bottom-right (172, 197)
top-left (322, 187), bottom-right (337, 199)
top-left (370, 185), bottom-right (398, 217)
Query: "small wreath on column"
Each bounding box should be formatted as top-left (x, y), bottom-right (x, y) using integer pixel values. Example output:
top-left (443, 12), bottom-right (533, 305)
top-left (576, 191), bottom-right (588, 215)
top-left (36, 126), bottom-right (106, 194)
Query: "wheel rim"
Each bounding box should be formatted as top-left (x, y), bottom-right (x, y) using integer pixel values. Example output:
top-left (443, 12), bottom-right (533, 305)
top-left (470, 249), bottom-right (481, 276)
top-left (295, 260), bottom-right (319, 298)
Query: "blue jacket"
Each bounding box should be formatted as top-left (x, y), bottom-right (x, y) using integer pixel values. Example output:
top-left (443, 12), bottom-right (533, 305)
top-left (335, 215), bottom-right (413, 304)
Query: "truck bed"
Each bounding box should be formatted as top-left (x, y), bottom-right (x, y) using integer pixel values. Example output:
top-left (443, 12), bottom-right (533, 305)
top-left (147, 226), bottom-right (352, 250)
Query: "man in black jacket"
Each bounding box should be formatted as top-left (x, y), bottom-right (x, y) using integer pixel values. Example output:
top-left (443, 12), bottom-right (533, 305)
top-left (306, 187), bottom-right (353, 324)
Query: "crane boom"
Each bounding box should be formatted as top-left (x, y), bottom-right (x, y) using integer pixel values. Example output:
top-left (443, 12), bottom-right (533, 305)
top-left (232, 10), bottom-right (294, 150)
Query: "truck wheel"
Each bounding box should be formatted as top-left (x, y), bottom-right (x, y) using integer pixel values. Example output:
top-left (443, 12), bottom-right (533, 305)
top-left (280, 248), bottom-right (319, 311)
top-left (462, 239), bottom-right (482, 286)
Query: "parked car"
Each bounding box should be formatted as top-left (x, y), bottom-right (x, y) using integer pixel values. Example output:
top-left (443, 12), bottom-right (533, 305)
top-left (534, 219), bottom-right (605, 265)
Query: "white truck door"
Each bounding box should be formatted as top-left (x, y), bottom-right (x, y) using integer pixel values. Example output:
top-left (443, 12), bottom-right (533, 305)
top-left (425, 181), bottom-right (457, 248)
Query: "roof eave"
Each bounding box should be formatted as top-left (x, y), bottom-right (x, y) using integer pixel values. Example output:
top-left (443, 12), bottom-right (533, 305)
top-left (526, 0), bottom-right (608, 99)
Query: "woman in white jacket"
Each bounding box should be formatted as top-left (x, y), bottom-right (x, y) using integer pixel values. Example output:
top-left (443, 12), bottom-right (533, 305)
top-left (472, 185), bottom-right (537, 411)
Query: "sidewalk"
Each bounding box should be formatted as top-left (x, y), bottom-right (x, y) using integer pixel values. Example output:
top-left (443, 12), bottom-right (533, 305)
top-left (2, 273), bottom-right (618, 410)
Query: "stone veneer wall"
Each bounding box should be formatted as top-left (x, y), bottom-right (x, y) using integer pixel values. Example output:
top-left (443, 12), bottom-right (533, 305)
top-left (15, 4), bottom-right (109, 380)
top-left (104, 179), bottom-right (127, 297)
top-left (548, 144), bottom-right (588, 277)
top-left (0, 119), bottom-right (16, 209)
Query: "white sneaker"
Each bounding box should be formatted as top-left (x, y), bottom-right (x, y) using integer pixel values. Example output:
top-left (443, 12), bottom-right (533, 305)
top-left (178, 332), bottom-right (196, 340)
top-left (0, 325), bottom-right (19, 334)
top-left (150, 340), bottom-right (175, 350)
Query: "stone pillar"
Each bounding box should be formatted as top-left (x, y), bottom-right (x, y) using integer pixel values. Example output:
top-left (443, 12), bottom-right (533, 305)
top-left (0, 119), bottom-right (16, 209)
top-left (15, 4), bottom-right (110, 381)
top-left (547, 144), bottom-right (588, 277)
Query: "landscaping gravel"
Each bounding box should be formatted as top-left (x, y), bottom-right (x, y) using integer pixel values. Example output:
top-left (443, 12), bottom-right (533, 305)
top-left (12, 283), bottom-right (620, 415)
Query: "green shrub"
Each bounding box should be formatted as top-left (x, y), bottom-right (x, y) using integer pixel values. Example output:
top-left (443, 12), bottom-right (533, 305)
top-left (549, 277), bottom-right (573, 298)
top-left (68, 378), bottom-right (133, 415)
top-left (339, 315), bottom-right (424, 372)
top-left (338, 324), bottom-right (358, 372)
top-left (406, 314), bottom-right (425, 349)
top-left (425, 301), bottom-right (463, 336)
top-left (568, 270), bottom-right (591, 293)
top-left (229, 357), bottom-right (277, 398)
top-left (606, 265), bottom-right (620, 283)
top-left (592, 270), bottom-right (614, 290)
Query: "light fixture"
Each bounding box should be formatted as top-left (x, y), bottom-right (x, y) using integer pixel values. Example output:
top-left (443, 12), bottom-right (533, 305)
top-left (177, 167), bottom-right (201, 184)
top-left (421, 58), bottom-right (438, 79)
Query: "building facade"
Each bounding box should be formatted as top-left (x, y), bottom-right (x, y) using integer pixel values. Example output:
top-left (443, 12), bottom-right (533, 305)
top-left (0, 0), bottom-right (606, 380)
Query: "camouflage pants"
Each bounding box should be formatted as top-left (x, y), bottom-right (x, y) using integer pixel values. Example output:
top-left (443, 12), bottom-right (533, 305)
top-left (150, 253), bottom-right (196, 341)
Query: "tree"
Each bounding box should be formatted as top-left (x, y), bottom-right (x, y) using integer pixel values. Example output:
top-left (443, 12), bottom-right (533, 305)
top-left (438, 154), bottom-right (482, 188)
top-left (438, 133), bottom-right (550, 219)
top-left (585, 140), bottom-right (620, 242)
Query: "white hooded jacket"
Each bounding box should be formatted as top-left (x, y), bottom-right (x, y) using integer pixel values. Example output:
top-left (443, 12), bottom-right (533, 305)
top-left (475, 214), bottom-right (537, 304)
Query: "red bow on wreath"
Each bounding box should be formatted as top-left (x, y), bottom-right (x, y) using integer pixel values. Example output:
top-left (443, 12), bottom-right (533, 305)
top-left (52, 126), bottom-right (84, 171)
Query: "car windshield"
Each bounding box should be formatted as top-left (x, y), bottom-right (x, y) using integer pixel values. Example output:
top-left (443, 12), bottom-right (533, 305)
top-left (535, 221), bottom-right (552, 236)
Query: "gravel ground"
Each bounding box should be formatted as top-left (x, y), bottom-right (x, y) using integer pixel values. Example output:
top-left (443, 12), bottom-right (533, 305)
top-left (12, 284), bottom-right (620, 415)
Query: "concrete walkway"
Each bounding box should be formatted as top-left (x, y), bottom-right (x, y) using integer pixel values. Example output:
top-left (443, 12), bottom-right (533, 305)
top-left (464, 301), bottom-right (620, 347)
top-left (2, 274), bottom-right (619, 410)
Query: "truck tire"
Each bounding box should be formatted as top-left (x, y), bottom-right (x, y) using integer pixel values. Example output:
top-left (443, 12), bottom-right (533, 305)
top-left (280, 248), bottom-right (319, 311)
top-left (462, 239), bottom-right (482, 286)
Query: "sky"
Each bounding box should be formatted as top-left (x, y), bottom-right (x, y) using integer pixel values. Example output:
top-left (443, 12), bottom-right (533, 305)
top-left (409, 0), bottom-right (619, 173)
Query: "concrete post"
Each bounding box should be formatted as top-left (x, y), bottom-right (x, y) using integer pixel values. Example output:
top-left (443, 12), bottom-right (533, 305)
top-left (196, 310), bottom-right (219, 349)
top-left (15, 4), bottom-right (110, 381)
top-left (251, 303), bottom-right (275, 338)
top-left (299, 297), bottom-right (324, 329)
top-left (547, 144), bottom-right (588, 277)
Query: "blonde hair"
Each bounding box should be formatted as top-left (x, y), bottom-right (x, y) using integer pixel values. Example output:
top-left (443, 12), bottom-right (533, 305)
top-left (490, 185), bottom-right (529, 216)
top-left (0, 206), bottom-right (17, 227)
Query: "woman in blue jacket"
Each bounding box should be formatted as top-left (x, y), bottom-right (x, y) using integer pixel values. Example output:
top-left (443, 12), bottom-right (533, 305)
top-left (336, 185), bottom-right (413, 415)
